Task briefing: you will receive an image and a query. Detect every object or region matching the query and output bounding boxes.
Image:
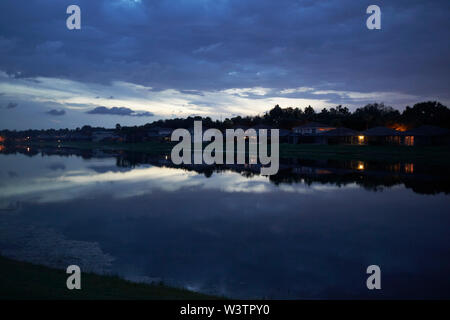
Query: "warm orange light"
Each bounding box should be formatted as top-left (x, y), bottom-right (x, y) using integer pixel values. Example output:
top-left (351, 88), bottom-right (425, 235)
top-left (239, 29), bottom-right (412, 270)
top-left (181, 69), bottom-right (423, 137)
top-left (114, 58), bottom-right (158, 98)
top-left (0, 136), bottom-right (5, 143)
top-left (0, 145), bottom-right (4, 152)
top-left (357, 162), bottom-right (365, 170)
top-left (358, 135), bottom-right (365, 144)
top-left (405, 136), bottom-right (414, 146)
top-left (388, 123), bottom-right (408, 132)
top-left (405, 163), bottom-right (414, 174)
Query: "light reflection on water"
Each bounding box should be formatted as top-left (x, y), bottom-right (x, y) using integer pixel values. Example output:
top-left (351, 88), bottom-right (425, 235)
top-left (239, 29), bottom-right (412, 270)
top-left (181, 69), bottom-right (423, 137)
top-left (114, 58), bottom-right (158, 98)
top-left (1, 153), bottom-right (450, 299)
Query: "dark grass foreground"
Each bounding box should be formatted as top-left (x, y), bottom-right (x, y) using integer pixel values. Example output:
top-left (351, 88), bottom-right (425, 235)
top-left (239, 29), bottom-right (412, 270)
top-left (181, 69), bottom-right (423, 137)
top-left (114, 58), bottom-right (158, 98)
top-left (0, 256), bottom-right (219, 300)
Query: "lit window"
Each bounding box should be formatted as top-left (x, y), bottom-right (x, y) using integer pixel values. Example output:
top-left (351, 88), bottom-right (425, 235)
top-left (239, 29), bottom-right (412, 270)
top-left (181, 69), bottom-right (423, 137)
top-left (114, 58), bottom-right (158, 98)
top-left (405, 163), bottom-right (414, 173)
top-left (405, 136), bottom-right (414, 146)
top-left (357, 161), bottom-right (365, 170)
top-left (358, 135), bottom-right (365, 144)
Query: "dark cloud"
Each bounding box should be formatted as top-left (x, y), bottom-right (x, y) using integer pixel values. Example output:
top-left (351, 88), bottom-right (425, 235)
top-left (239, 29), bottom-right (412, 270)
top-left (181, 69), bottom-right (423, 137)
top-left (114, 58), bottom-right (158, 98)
top-left (7, 171), bottom-right (18, 178)
top-left (47, 163), bottom-right (66, 171)
top-left (6, 102), bottom-right (18, 109)
top-left (0, 0), bottom-right (449, 114)
top-left (86, 106), bottom-right (154, 117)
top-left (46, 109), bottom-right (66, 116)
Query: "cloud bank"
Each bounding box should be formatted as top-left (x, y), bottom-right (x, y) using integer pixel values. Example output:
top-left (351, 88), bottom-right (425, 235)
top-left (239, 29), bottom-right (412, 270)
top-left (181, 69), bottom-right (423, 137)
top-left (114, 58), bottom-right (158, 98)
top-left (0, 0), bottom-right (448, 129)
top-left (46, 109), bottom-right (66, 116)
top-left (87, 106), bottom-right (154, 117)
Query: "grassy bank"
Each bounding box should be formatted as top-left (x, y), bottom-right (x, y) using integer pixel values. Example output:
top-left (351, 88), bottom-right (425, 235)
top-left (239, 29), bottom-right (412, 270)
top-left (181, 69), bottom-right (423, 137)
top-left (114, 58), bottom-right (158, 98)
top-left (31, 141), bottom-right (450, 166)
top-left (0, 256), bottom-right (219, 300)
top-left (34, 140), bottom-right (175, 155)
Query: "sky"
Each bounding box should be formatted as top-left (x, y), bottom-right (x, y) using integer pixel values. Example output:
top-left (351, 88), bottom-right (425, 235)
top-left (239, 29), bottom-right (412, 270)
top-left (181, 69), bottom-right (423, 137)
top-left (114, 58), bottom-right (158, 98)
top-left (0, 0), bottom-right (449, 130)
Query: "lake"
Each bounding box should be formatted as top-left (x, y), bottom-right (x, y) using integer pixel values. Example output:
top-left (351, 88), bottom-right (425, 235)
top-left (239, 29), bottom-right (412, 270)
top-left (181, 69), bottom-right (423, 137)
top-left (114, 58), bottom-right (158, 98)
top-left (1, 146), bottom-right (450, 299)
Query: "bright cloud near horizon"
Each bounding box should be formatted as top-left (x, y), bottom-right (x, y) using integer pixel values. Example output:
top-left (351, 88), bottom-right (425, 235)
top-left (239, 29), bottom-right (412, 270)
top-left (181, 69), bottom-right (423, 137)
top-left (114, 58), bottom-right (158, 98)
top-left (0, 0), bottom-right (449, 129)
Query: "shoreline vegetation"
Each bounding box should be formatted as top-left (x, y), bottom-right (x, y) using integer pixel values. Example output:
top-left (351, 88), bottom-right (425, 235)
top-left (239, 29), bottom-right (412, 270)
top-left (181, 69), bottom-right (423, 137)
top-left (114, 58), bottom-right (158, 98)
top-left (0, 255), bottom-right (220, 300)
top-left (27, 140), bottom-right (450, 166)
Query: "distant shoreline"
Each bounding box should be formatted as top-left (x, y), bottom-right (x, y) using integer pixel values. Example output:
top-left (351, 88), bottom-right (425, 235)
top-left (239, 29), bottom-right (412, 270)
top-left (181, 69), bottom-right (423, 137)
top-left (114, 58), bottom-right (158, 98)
top-left (17, 140), bottom-right (450, 166)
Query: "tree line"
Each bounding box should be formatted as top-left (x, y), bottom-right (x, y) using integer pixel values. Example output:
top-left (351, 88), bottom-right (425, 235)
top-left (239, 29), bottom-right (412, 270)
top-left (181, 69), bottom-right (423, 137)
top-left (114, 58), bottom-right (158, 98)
top-left (1, 101), bottom-right (449, 139)
top-left (147, 101), bottom-right (450, 131)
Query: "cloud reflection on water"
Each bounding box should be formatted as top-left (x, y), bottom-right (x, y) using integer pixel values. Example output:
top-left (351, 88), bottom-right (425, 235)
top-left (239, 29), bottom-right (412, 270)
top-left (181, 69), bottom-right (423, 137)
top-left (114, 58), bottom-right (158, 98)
top-left (0, 155), bottom-right (355, 205)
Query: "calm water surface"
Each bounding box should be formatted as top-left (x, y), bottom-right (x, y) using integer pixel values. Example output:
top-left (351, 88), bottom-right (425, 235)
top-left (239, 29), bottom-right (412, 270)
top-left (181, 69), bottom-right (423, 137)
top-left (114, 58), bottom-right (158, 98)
top-left (1, 149), bottom-right (450, 299)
